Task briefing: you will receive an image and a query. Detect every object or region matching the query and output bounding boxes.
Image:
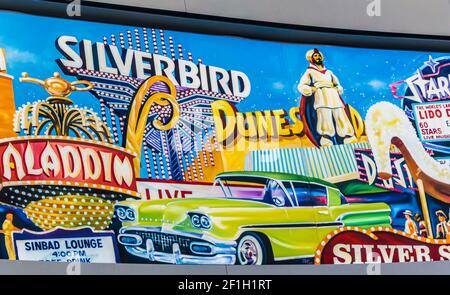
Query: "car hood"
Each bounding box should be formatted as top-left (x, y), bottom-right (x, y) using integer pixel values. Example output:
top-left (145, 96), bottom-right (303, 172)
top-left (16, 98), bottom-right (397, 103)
top-left (140, 197), bottom-right (270, 212)
top-left (134, 198), bottom-right (271, 224)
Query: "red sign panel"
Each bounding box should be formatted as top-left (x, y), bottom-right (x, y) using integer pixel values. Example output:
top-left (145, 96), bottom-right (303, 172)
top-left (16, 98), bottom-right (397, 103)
top-left (316, 227), bottom-right (450, 264)
top-left (0, 136), bottom-right (137, 194)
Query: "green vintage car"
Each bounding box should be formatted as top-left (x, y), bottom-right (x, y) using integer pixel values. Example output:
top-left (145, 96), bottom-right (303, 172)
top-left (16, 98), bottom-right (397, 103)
top-left (115, 171), bottom-right (391, 265)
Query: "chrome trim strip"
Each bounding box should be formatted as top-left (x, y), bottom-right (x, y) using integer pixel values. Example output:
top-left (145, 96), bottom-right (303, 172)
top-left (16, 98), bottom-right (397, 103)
top-left (336, 209), bottom-right (391, 221)
top-left (124, 245), bottom-right (236, 265)
top-left (241, 221), bottom-right (343, 229)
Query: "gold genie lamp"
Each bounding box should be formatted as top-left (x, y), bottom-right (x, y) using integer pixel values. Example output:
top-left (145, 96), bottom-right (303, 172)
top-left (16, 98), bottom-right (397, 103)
top-left (14, 72), bottom-right (112, 143)
top-left (19, 72), bottom-right (92, 104)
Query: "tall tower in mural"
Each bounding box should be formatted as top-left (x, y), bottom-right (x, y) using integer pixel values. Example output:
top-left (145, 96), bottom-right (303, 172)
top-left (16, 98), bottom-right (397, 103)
top-left (0, 48), bottom-right (17, 138)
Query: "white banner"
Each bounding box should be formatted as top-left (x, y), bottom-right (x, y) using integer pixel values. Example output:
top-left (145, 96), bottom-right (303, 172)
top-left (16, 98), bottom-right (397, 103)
top-left (413, 101), bottom-right (450, 142)
top-left (13, 228), bottom-right (118, 263)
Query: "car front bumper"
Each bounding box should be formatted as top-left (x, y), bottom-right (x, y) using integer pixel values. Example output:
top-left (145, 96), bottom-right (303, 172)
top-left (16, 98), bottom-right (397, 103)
top-left (118, 226), bottom-right (236, 265)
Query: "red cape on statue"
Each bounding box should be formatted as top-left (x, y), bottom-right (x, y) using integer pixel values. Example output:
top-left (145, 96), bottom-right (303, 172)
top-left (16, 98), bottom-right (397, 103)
top-left (298, 93), bottom-right (352, 148)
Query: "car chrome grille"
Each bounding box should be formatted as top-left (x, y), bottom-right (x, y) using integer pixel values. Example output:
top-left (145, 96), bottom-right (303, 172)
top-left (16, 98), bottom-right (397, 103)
top-left (127, 230), bottom-right (205, 255)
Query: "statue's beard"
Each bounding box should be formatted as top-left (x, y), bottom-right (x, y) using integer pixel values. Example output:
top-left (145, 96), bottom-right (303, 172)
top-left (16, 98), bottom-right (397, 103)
top-left (314, 60), bottom-right (323, 66)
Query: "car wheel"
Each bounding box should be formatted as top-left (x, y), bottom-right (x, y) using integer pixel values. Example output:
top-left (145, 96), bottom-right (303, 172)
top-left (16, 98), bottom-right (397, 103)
top-left (236, 233), bottom-right (268, 265)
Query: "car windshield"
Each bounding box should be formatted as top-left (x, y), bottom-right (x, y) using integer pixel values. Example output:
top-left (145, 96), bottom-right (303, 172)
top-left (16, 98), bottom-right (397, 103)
top-left (214, 176), bottom-right (293, 207)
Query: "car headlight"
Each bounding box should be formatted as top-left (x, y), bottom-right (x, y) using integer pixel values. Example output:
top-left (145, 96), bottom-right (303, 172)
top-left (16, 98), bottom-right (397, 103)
top-left (191, 214), bottom-right (201, 228)
top-left (117, 207), bottom-right (127, 220)
top-left (189, 212), bottom-right (212, 230)
top-left (126, 208), bottom-right (135, 221)
top-left (200, 215), bottom-right (211, 229)
top-left (116, 205), bottom-right (136, 222)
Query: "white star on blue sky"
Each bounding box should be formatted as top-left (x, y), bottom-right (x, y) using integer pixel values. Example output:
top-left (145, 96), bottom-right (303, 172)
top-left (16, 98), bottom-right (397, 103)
top-left (424, 55), bottom-right (439, 73)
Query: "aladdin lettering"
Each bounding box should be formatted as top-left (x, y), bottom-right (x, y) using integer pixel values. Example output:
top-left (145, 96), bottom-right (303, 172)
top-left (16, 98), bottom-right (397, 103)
top-left (0, 140), bottom-right (134, 189)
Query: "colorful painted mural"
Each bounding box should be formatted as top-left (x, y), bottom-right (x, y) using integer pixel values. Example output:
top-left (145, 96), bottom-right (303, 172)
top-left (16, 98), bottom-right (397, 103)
top-left (0, 11), bottom-right (448, 265)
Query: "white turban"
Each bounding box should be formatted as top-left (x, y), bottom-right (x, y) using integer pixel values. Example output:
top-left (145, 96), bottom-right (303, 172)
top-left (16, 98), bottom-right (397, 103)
top-left (306, 48), bottom-right (324, 63)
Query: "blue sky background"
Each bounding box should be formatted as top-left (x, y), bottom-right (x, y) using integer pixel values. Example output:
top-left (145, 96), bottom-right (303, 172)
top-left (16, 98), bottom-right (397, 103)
top-left (0, 11), bottom-right (448, 118)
